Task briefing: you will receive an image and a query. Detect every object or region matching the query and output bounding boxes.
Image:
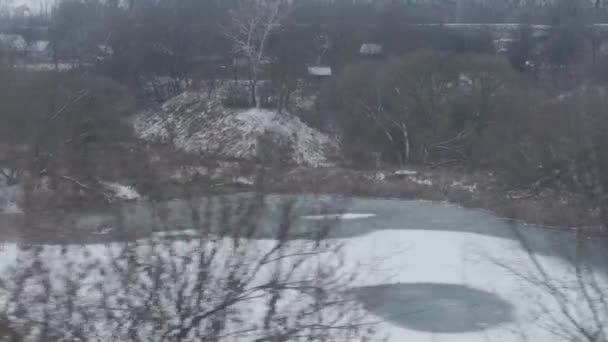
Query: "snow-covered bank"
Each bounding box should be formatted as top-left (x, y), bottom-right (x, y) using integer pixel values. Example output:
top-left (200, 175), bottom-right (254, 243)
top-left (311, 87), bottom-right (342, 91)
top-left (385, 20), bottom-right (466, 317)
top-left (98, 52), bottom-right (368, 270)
top-left (101, 181), bottom-right (141, 201)
top-left (264, 166), bottom-right (601, 232)
top-left (134, 91), bottom-right (337, 166)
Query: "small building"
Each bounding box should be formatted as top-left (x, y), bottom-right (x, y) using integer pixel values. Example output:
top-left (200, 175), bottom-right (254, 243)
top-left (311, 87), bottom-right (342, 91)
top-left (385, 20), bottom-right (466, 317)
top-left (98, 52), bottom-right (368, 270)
top-left (307, 66), bottom-right (332, 78)
top-left (12, 5), bottom-right (31, 18)
top-left (359, 43), bottom-right (384, 56)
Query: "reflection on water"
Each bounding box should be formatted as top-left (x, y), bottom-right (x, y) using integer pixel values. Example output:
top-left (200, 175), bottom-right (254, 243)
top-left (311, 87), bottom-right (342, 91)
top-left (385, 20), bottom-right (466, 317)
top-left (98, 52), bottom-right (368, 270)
top-left (350, 283), bottom-right (514, 333)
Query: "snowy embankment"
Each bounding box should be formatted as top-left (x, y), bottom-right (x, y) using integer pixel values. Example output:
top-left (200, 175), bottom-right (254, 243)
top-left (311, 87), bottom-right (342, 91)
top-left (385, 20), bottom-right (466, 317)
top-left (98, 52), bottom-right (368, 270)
top-left (134, 91), bottom-right (337, 166)
top-left (0, 225), bottom-right (604, 341)
top-left (101, 181), bottom-right (141, 201)
top-left (0, 180), bottom-right (140, 214)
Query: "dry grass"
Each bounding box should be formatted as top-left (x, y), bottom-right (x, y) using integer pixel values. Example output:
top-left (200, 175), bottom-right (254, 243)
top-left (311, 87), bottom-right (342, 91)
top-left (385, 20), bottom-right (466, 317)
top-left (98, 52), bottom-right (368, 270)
top-left (258, 166), bottom-right (602, 232)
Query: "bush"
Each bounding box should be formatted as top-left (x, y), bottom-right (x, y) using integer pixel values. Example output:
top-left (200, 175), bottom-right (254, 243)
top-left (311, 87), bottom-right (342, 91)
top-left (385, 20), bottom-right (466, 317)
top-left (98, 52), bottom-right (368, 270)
top-left (0, 69), bottom-right (135, 190)
top-left (256, 130), bottom-right (295, 166)
top-left (258, 82), bottom-right (278, 109)
top-left (320, 51), bottom-right (517, 167)
top-left (221, 83), bottom-right (252, 108)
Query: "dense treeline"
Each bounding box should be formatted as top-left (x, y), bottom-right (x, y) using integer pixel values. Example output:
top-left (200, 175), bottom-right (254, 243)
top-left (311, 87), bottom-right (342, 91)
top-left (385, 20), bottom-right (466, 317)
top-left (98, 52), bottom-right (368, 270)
top-left (2, 0), bottom-right (608, 216)
top-left (2, 0), bottom-right (604, 95)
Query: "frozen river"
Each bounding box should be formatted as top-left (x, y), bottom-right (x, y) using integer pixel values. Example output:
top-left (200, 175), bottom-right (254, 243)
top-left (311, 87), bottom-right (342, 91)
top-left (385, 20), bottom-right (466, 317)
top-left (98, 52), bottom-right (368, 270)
top-left (0, 193), bottom-right (606, 341)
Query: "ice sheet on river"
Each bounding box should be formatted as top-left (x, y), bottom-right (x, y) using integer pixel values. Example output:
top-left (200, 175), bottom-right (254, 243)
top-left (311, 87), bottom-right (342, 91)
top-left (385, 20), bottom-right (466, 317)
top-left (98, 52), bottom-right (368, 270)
top-left (0, 227), bottom-right (604, 341)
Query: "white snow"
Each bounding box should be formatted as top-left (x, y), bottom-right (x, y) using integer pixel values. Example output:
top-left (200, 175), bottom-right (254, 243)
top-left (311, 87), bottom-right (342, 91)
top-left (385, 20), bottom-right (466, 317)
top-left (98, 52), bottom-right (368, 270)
top-left (451, 180), bottom-right (478, 193)
top-left (360, 43), bottom-right (384, 55)
top-left (301, 213), bottom-right (377, 220)
top-left (394, 170), bottom-right (418, 176)
top-left (233, 176), bottom-right (254, 186)
top-left (151, 229), bottom-right (200, 238)
top-left (0, 228), bottom-right (603, 341)
top-left (23, 62), bottom-right (75, 71)
top-left (0, 191), bottom-right (605, 342)
top-left (341, 230), bottom-right (608, 342)
top-left (409, 177), bottom-right (433, 186)
top-left (307, 66), bottom-right (332, 77)
top-left (134, 91), bottom-right (337, 166)
top-left (101, 182), bottom-right (141, 201)
top-left (373, 172), bottom-right (387, 181)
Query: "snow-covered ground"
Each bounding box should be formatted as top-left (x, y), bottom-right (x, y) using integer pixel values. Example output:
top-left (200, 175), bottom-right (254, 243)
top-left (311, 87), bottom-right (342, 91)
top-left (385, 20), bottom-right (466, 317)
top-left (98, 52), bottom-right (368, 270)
top-left (0, 220), bottom-right (604, 341)
top-left (341, 229), bottom-right (608, 341)
top-left (134, 91), bottom-right (337, 166)
top-left (101, 181), bottom-right (141, 201)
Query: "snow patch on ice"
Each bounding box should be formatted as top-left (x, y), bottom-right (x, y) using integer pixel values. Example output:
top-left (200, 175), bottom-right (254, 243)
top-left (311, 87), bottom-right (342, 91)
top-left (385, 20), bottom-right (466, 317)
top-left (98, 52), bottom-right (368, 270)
top-left (409, 177), bottom-right (433, 186)
top-left (233, 176), bottom-right (254, 186)
top-left (152, 229), bottom-right (200, 238)
top-left (394, 170), bottom-right (418, 176)
top-left (0, 228), bottom-right (604, 341)
top-left (301, 213), bottom-right (376, 220)
top-left (374, 172), bottom-right (387, 181)
top-left (101, 182), bottom-right (141, 201)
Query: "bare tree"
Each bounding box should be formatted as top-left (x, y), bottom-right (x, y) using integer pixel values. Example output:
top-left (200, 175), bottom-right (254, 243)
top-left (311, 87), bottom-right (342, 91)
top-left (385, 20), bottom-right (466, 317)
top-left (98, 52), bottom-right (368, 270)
top-left (0, 194), bottom-right (378, 341)
top-left (225, 0), bottom-right (290, 108)
top-left (492, 223), bottom-right (608, 342)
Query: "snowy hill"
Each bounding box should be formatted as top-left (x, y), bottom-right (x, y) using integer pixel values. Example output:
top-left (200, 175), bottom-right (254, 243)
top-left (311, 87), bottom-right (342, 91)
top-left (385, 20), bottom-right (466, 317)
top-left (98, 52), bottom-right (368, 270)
top-left (134, 90), bottom-right (337, 166)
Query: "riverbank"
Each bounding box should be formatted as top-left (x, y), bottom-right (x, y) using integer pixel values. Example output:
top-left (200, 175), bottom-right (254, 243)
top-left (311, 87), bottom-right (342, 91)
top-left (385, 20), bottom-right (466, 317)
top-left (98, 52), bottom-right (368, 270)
top-left (2, 154), bottom-right (603, 240)
top-left (270, 168), bottom-right (603, 233)
top-left (143, 163), bottom-right (603, 234)
top-left (263, 166), bottom-right (603, 233)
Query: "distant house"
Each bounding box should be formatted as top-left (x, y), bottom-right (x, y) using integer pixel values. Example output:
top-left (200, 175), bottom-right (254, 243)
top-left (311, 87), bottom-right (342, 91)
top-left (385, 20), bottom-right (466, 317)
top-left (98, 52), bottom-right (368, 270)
top-left (12, 5), bottom-right (31, 18)
top-left (307, 66), bottom-right (332, 78)
top-left (359, 43), bottom-right (384, 56)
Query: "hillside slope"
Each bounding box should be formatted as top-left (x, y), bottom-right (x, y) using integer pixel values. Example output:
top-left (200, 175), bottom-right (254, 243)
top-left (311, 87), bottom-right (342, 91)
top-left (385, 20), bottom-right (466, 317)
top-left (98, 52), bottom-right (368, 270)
top-left (134, 90), bottom-right (337, 166)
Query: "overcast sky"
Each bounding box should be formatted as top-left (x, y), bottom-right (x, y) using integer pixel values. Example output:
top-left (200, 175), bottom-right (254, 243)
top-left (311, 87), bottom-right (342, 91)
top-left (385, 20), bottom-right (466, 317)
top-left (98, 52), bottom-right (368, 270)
top-left (3, 0), bottom-right (55, 11)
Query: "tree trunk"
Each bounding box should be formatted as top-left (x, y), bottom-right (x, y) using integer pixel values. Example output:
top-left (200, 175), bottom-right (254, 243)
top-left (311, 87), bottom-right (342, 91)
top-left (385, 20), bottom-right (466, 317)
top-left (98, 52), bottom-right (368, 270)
top-left (402, 122), bottom-right (410, 164)
top-left (251, 79), bottom-right (258, 108)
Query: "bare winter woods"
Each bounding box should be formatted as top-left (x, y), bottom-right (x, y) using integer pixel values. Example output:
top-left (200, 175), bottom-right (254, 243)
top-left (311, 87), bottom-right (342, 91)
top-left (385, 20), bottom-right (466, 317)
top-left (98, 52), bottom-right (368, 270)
top-left (0, 0), bottom-right (608, 341)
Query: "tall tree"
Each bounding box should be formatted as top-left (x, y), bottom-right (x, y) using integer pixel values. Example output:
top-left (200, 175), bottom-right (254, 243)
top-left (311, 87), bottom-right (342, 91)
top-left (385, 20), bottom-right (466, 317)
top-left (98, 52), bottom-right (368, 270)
top-left (225, 0), bottom-right (291, 108)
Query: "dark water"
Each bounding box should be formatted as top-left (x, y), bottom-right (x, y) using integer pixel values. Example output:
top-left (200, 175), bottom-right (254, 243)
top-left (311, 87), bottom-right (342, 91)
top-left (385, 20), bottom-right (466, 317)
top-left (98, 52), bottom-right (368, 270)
top-left (350, 283), bottom-right (514, 333)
